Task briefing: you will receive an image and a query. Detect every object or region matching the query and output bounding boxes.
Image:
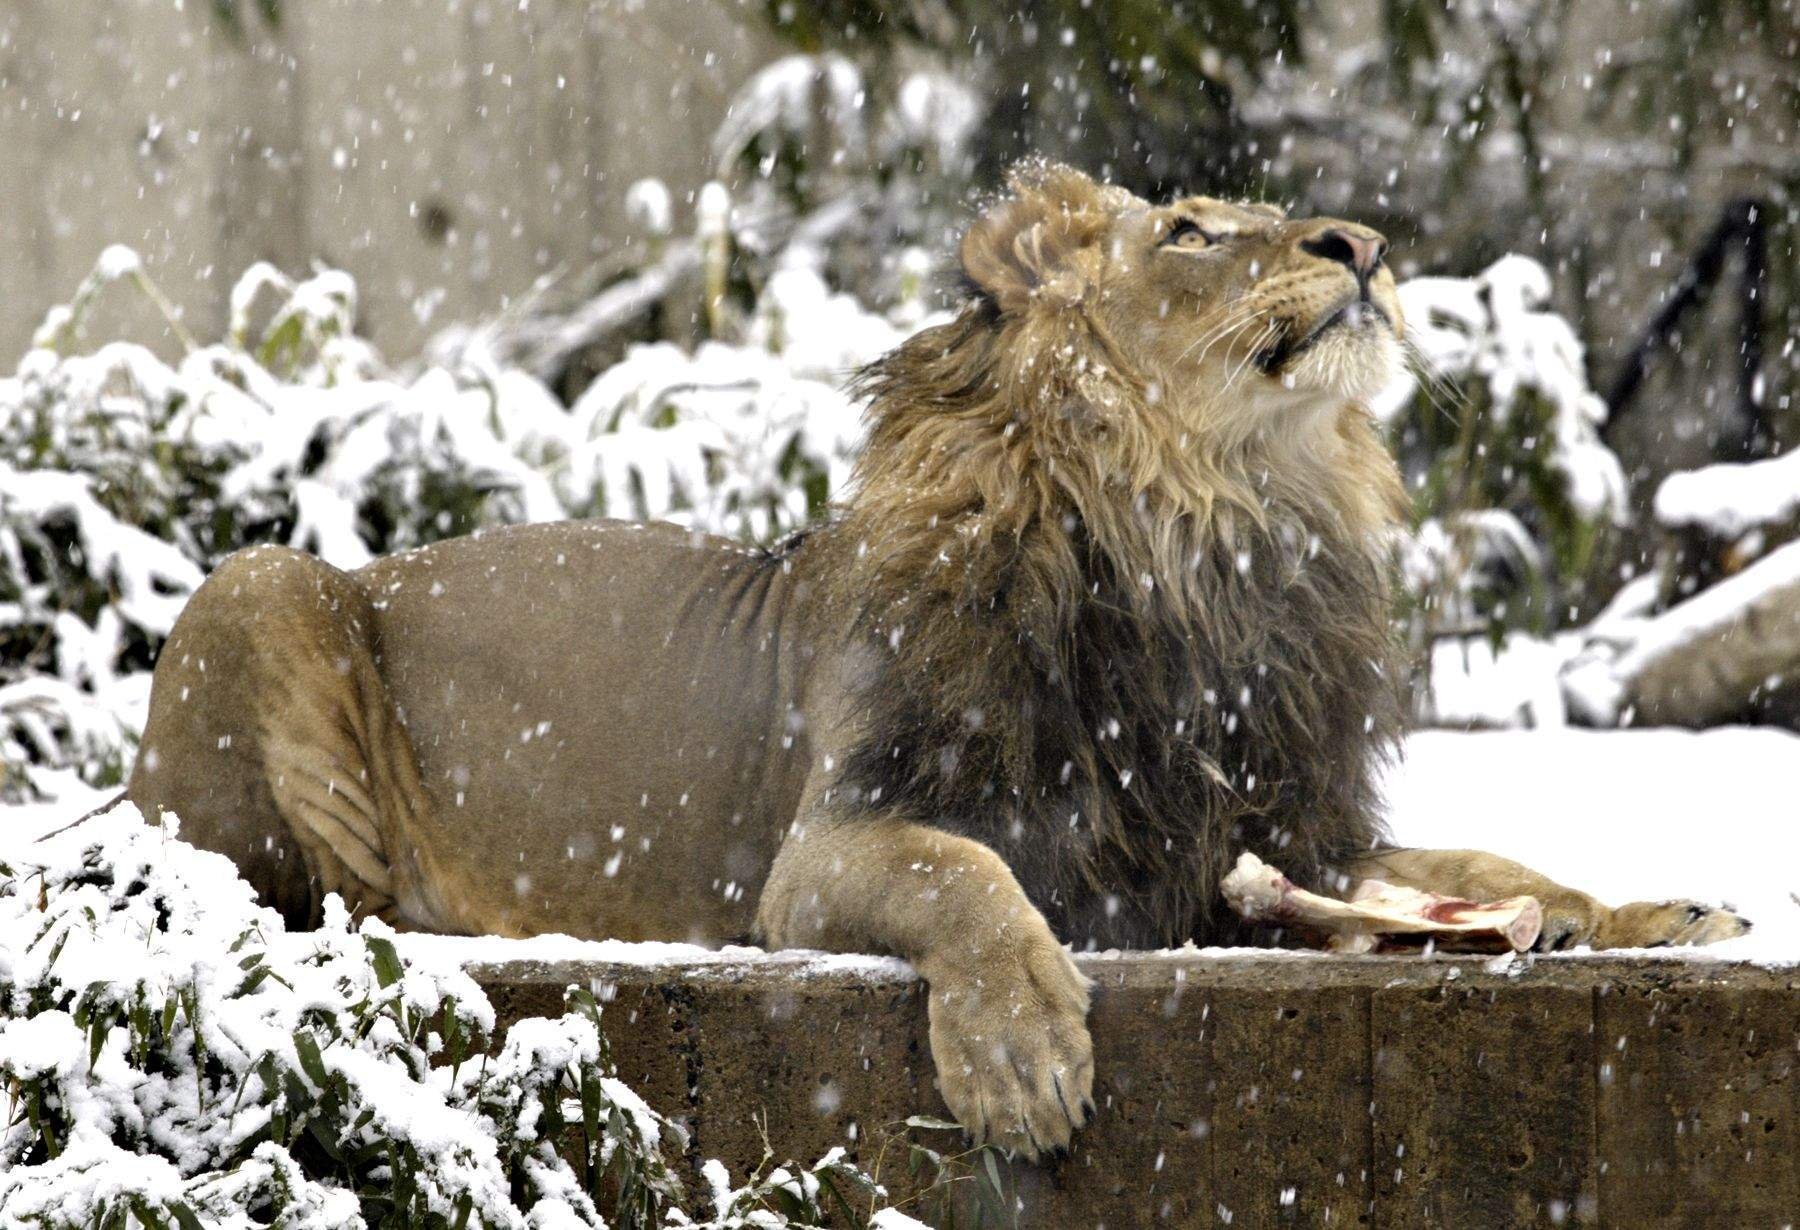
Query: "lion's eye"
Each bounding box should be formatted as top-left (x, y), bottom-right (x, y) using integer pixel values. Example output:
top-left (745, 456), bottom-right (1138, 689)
top-left (1162, 219), bottom-right (1214, 250)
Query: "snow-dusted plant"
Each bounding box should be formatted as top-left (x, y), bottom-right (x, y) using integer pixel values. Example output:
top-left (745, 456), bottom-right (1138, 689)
top-left (1, 246), bottom-right (921, 798)
top-left (670, 1147), bottom-right (884, 1229)
top-left (712, 54), bottom-right (871, 194)
top-left (713, 52), bottom-right (979, 312)
top-left (1377, 254), bottom-right (1630, 645)
top-left (1376, 274), bottom-right (1800, 731)
top-left (0, 254), bottom-right (560, 796)
top-left (712, 52), bottom-right (979, 199)
top-left (0, 808), bottom-right (891, 1228)
top-left (560, 259), bottom-right (931, 541)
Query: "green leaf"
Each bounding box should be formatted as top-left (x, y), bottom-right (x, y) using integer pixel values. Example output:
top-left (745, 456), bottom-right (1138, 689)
top-left (130, 997), bottom-right (153, 1066)
top-left (575, 1073), bottom-right (603, 1189)
top-left (817, 1169), bottom-right (873, 1228)
top-left (305, 1114), bottom-right (346, 1163)
top-left (255, 311), bottom-right (305, 374)
top-left (977, 1148), bottom-right (1012, 1227)
top-left (235, 965), bottom-right (273, 997)
top-left (292, 1028), bottom-right (329, 1088)
top-left (364, 934), bottom-right (404, 989)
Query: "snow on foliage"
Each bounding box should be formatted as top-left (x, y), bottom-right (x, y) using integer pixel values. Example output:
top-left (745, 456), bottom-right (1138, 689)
top-left (1388, 255), bottom-right (1628, 524)
top-left (0, 807), bottom-right (889, 1228)
top-left (0, 250), bottom-right (914, 799)
top-left (1379, 254), bottom-right (1631, 662)
top-left (626, 180), bottom-right (676, 240)
top-left (1374, 251), bottom-right (1797, 731)
top-left (713, 55), bottom-right (980, 186)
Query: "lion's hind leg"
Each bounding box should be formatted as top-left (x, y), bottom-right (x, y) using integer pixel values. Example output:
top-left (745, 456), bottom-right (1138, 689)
top-left (129, 546), bottom-right (434, 931)
top-left (1346, 847), bottom-right (1749, 951)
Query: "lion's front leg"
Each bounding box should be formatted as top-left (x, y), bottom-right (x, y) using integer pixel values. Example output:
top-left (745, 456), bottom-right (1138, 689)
top-left (755, 815), bottom-right (1093, 1159)
top-left (1346, 847), bottom-right (1749, 950)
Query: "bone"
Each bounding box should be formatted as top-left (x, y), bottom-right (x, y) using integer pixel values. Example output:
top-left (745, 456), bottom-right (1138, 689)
top-left (1220, 851), bottom-right (1543, 954)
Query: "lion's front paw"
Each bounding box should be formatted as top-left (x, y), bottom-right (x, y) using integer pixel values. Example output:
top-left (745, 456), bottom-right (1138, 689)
top-left (1598, 899), bottom-right (1752, 949)
top-left (922, 933), bottom-right (1094, 1161)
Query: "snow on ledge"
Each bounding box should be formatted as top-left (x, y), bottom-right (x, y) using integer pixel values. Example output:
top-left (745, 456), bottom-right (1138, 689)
top-left (389, 934), bottom-right (1798, 986)
top-left (390, 931), bottom-right (918, 982)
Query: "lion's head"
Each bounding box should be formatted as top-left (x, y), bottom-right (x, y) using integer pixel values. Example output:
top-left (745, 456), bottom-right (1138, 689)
top-left (846, 160), bottom-right (1406, 579)
top-left (961, 160), bottom-right (1405, 414)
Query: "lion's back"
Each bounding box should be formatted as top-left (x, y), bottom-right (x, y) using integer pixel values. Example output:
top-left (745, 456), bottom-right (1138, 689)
top-left (356, 518), bottom-right (818, 941)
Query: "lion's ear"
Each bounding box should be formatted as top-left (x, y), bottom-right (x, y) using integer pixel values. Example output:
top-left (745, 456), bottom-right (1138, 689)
top-left (960, 162), bottom-right (1113, 312)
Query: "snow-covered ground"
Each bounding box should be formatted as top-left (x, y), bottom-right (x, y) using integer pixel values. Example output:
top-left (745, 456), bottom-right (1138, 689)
top-left (8, 728), bottom-right (1798, 961)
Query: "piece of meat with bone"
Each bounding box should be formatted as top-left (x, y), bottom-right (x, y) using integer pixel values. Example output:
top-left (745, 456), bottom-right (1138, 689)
top-left (1221, 852), bottom-right (1544, 953)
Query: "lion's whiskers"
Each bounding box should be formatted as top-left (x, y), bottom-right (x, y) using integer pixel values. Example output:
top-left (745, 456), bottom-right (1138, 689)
top-left (1173, 314), bottom-right (1250, 369)
top-left (1212, 321), bottom-right (1283, 404)
top-left (1399, 335), bottom-right (1469, 427)
top-left (1175, 301), bottom-right (1267, 368)
top-left (1187, 317), bottom-right (1266, 373)
top-left (1238, 326), bottom-right (1280, 385)
top-left (1180, 309), bottom-right (1275, 382)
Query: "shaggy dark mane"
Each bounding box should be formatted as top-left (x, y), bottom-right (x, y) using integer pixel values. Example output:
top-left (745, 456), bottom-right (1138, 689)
top-left (815, 168), bottom-right (1407, 948)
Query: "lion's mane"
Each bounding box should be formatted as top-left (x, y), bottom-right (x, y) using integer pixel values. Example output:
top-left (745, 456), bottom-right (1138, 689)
top-left (821, 169), bottom-right (1407, 949)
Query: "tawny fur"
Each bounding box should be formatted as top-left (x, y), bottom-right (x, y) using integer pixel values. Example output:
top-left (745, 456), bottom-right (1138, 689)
top-left (804, 163), bottom-right (1403, 949)
top-left (829, 312), bottom-right (1404, 949)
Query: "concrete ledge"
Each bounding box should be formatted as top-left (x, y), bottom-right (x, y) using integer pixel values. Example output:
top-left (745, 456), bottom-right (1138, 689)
top-left (470, 951), bottom-right (1800, 1228)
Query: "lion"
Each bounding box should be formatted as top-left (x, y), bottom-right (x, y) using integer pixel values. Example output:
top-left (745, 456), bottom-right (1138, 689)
top-left (127, 162), bottom-right (1748, 1160)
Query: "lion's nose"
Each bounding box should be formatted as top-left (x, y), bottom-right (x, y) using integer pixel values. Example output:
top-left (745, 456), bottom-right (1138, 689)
top-left (1300, 227), bottom-right (1388, 281)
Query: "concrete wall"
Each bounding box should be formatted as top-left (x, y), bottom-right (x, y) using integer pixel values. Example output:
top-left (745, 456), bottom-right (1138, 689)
top-left (476, 951), bottom-right (1800, 1228)
top-left (0, 0), bottom-right (775, 362)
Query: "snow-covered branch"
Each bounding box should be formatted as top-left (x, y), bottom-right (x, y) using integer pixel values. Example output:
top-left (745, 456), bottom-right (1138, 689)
top-left (1566, 539), bottom-right (1800, 728)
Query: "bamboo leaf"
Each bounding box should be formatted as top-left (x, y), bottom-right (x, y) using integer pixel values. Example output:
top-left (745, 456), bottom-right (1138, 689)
top-left (364, 934), bottom-right (404, 989)
top-left (292, 1028), bottom-right (329, 1089)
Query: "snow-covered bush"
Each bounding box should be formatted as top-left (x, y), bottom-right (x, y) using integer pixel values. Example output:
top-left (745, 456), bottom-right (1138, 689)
top-left (0, 808), bottom-right (889, 1228)
top-left (0, 248), bottom-right (916, 799)
top-left (1378, 254), bottom-right (1630, 648)
top-left (0, 254), bottom-right (545, 797)
top-left (1369, 256), bottom-right (1647, 727)
top-left (1370, 254), bottom-right (1800, 730)
top-left (712, 53), bottom-right (980, 311)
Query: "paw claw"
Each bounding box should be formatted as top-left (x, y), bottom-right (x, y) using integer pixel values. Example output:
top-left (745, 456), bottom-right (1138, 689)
top-left (926, 936), bottom-right (1095, 1163)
